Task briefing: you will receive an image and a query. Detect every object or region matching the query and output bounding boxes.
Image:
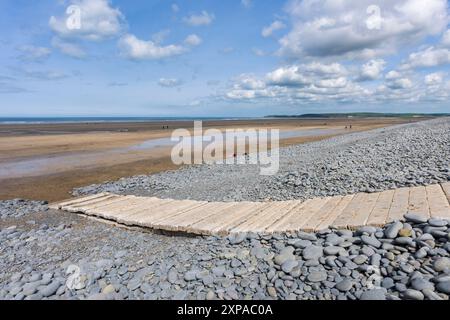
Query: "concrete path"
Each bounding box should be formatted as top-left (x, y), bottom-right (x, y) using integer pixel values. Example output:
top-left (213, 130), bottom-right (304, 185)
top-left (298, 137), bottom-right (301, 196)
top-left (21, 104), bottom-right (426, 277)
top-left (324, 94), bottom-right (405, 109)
top-left (50, 182), bottom-right (450, 236)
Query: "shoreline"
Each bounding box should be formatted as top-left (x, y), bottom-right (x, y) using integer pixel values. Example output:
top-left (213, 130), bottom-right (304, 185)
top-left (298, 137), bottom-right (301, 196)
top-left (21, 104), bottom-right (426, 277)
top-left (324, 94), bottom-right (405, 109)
top-left (0, 117), bottom-right (429, 201)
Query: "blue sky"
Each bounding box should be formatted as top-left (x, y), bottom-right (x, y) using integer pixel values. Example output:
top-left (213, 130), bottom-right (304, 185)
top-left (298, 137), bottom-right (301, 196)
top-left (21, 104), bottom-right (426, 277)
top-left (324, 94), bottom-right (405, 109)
top-left (0, 0), bottom-right (450, 117)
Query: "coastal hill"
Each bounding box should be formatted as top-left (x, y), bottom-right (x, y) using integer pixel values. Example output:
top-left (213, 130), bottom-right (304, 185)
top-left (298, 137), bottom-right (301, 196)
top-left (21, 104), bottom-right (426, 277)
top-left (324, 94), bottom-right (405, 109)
top-left (266, 112), bottom-right (450, 119)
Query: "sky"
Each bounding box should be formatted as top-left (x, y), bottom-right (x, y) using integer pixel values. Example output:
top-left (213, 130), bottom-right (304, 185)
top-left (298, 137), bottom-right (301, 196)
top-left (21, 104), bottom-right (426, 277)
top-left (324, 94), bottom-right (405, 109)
top-left (0, 0), bottom-right (450, 117)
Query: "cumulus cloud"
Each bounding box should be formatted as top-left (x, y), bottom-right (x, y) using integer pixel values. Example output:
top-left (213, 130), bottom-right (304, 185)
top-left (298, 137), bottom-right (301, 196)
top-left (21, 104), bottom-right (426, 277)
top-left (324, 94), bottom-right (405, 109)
top-left (184, 34), bottom-right (202, 46)
top-left (49, 0), bottom-right (125, 41)
top-left (51, 38), bottom-right (86, 58)
top-left (358, 59), bottom-right (386, 81)
top-left (266, 65), bottom-right (309, 87)
top-left (17, 45), bottom-right (51, 61)
top-left (183, 11), bottom-right (215, 26)
top-left (171, 4), bottom-right (179, 13)
top-left (385, 70), bottom-right (402, 80)
top-left (225, 62), bottom-right (369, 103)
top-left (425, 72), bottom-right (444, 85)
top-left (151, 29), bottom-right (171, 44)
top-left (158, 78), bottom-right (183, 88)
top-left (118, 34), bottom-right (186, 60)
top-left (386, 77), bottom-right (413, 90)
top-left (402, 47), bottom-right (450, 69)
top-left (279, 0), bottom-right (448, 59)
top-left (261, 21), bottom-right (286, 37)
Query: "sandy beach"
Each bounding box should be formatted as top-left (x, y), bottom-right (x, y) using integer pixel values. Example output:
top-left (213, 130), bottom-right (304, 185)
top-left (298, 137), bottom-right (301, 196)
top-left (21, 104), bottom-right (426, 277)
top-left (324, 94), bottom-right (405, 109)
top-left (0, 117), bottom-right (421, 201)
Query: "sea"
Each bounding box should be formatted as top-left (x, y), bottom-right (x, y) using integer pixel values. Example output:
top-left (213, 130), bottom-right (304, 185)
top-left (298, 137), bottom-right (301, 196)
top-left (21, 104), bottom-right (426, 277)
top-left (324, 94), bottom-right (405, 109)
top-left (0, 117), bottom-right (258, 124)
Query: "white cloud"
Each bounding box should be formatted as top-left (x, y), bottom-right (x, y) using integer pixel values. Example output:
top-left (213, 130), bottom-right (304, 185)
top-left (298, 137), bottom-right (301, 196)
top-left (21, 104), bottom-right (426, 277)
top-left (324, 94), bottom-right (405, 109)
top-left (358, 59), bottom-right (386, 81)
top-left (279, 0), bottom-right (448, 59)
top-left (385, 70), bottom-right (401, 80)
top-left (51, 38), bottom-right (86, 58)
top-left (118, 34), bottom-right (186, 60)
top-left (17, 45), bottom-right (51, 61)
top-left (234, 74), bottom-right (266, 90)
top-left (158, 78), bottom-right (183, 87)
top-left (262, 21), bottom-right (286, 37)
top-left (403, 47), bottom-right (450, 68)
top-left (442, 30), bottom-right (450, 47)
top-left (386, 77), bottom-right (413, 89)
top-left (425, 72), bottom-right (444, 85)
top-left (184, 34), bottom-right (202, 46)
top-left (316, 77), bottom-right (348, 89)
top-left (171, 4), bottom-right (179, 13)
top-left (225, 63), bottom-right (368, 103)
top-left (266, 66), bottom-right (309, 87)
top-left (49, 0), bottom-right (125, 41)
top-left (151, 29), bottom-right (171, 44)
top-left (183, 11), bottom-right (215, 26)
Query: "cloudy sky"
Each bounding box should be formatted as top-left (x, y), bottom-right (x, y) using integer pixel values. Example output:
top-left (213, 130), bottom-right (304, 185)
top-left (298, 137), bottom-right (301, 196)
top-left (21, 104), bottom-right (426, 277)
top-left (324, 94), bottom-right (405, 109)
top-left (1, 0), bottom-right (450, 117)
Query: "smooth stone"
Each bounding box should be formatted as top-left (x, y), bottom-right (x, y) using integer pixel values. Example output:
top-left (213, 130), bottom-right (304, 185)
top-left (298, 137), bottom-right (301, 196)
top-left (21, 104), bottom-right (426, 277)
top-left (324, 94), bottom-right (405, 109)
top-left (384, 221), bottom-right (403, 239)
top-left (428, 218), bottom-right (447, 227)
top-left (360, 235), bottom-right (381, 248)
top-left (212, 266), bottom-right (226, 277)
top-left (168, 269), bottom-right (178, 284)
top-left (206, 291), bottom-right (215, 300)
top-left (404, 213), bottom-right (427, 224)
top-left (402, 289), bottom-right (424, 300)
top-left (302, 245), bottom-right (323, 260)
top-left (267, 287), bottom-right (277, 298)
top-left (335, 279), bottom-right (353, 292)
top-left (414, 248), bottom-right (428, 259)
top-left (398, 228), bottom-right (412, 237)
top-left (433, 257), bottom-right (450, 272)
top-left (184, 271), bottom-right (197, 282)
top-left (39, 281), bottom-right (60, 297)
top-left (436, 281), bottom-right (450, 294)
top-left (173, 290), bottom-right (187, 300)
top-left (394, 237), bottom-right (414, 246)
top-left (410, 278), bottom-right (434, 291)
top-left (381, 277), bottom-right (395, 289)
top-left (353, 255), bottom-right (368, 265)
top-left (293, 240), bottom-right (312, 249)
top-left (357, 226), bottom-right (377, 234)
top-left (126, 278), bottom-right (141, 291)
top-left (360, 289), bottom-right (386, 300)
top-left (102, 284), bottom-right (116, 295)
top-left (228, 233), bottom-right (247, 245)
top-left (422, 288), bottom-right (444, 300)
top-left (307, 271), bottom-right (327, 282)
top-left (281, 260), bottom-right (298, 274)
top-left (324, 246), bottom-right (344, 256)
top-left (274, 253), bottom-right (295, 266)
top-left (326, 234), bottom-right (343, 245)
top-left (297, 232), bottom-right (317, 241)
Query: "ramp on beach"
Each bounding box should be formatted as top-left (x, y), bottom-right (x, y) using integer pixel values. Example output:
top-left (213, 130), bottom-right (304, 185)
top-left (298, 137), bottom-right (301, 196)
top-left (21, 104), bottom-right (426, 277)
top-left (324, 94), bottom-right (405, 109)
top-left (50, 182), bottom-right (450, 236)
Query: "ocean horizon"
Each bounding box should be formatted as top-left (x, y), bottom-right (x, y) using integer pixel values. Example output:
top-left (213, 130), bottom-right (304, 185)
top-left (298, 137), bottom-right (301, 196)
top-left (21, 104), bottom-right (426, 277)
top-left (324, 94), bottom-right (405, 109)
top-left (0, 116), bottom-right (263, 124)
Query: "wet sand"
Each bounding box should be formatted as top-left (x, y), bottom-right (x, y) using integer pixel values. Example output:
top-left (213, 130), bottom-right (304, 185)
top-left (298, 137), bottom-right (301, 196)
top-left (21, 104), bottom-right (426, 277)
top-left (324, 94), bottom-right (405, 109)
top-left (0, 118), bottom-right (425, 201)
